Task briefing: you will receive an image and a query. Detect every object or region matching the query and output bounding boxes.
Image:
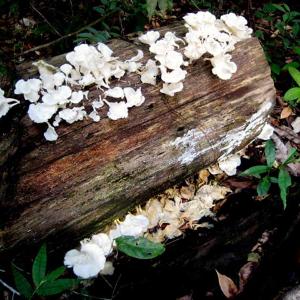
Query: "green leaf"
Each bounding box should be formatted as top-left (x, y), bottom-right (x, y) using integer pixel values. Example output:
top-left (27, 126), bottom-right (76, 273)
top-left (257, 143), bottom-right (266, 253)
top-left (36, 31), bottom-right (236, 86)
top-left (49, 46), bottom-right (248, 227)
top-left (93, 6), bottom-right (105, 15)
top-left (255, 30), bottom-right (264, 40)
top-left (270, 176), bottom-right (278, 183)
top-left (284, 87), bottom-right (300, 101)
top-left (282, 61), bottom-right (300, 71)
top-left (158, 0), bottom-right (172, 13)
top-left (32, 243), bottom-right (47, 287)
top-left (240, 165), bottom-right (270, 178)
top-left (288, 66), bottom-right (300, 86)
top-left (257, 176), bottom-right (271, 196)
top-left (263, 3), bottom-right (277, 13)
top-left (146, 0), bottom-right (158, 18)
top-left (294, 46), bottom-right (300, 56)
top-left (282, 4), bottom-right (290, 12)
top-left (283, 13), bottom-right (290, 23)
top-left (265, 140), bottom-right (276, 167)
top-left (37, 279), bottom-right (78, 296)
top-left (283, 148), bottom-right (298, 165)
top-left (292, 23), bottom-right (300, 37)
top-left (271, 4), bottom-right (287, 13)
top-left (116, 236), bottom-right (165, 259)
top-left (12, 266), bottom-right (33, 299)
top-left (271, 63), bottom-right (281, 75)
top-left (278, 168), bottom-right (292, 209)
top-left (44, 266), bottom-right (66, 282)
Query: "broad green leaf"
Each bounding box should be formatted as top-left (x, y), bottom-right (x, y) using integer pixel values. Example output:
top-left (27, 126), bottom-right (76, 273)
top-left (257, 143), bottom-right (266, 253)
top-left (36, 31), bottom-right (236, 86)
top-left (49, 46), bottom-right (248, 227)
top-left (271, 63), bottom-right (281, 75)
top-left (288, 67), bottom-right (300, 86)
top-left (293, 47), bottom-right (300, 56)
top-left (257, 176), bottom-right (271, 196)
top-left (283, 148), bottom-right (298, 165)
top-left (32, 243), bottom-right (47, 287)
top-left (278, 168), bottom-right (292, 209)
top-left (282, 61), bottom-right (300, 71)
top-left (265, 140), bottom-right (276, 167)
top-left (240, 165), bottom-right (270, 178)
top-left (146, 0), bottom-right (158, 18)
top-left (12, 266), bottom-right (33, 299)
top-left (37, 279), bottom-right (78, 296)
top-left (293, 24), bottom-right (300, 37)
top-left (271, 4), bottom-right (287, 13)
top-left (44, 266), bottom-right (66, 282)
top-left (116, 236), bottom-right (165, 259)
top-left (284, 87), bottom-right (300, 101)
top-left (255, 30), bottom-right (264, 40)
top-left (263, 3), bottom-right (277, 13)
top-left (283, 13), bottom-right (289, 23)
top-left (282, 3), bottom-right (290, 12)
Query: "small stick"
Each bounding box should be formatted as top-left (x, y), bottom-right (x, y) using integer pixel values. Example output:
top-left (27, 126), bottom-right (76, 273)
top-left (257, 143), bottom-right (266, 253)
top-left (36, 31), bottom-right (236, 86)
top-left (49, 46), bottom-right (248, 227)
top-left (0, 278), bottom-right (20, 296)
top-left (30, 2), bottom-right (62, 37)
top-left (18, 11), bottom-right (115, 57)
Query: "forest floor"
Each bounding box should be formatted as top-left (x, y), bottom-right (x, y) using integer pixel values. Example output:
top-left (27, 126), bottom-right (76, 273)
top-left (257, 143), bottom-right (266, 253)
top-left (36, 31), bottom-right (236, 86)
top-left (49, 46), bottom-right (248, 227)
top-left (1, 0), bottom-right (300, 299)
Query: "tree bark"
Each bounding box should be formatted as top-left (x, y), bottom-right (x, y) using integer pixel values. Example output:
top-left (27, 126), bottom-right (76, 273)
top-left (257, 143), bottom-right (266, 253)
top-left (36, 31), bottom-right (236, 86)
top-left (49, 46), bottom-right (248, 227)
top-left (0, 23), bottom-right (275, 255)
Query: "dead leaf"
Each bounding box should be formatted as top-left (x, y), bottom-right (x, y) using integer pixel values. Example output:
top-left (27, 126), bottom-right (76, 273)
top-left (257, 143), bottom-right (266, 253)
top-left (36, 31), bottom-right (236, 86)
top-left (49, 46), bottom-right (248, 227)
top-left (280, 106), bottom-right (293, 119)
top-left (272, 134), bottom-right (300, 176)
top-left (238, 262), bottom-right (258, 292)
top-left (180, 185), bottom-right (195, 200)
top-left (198, 169), bottom-right (210, 185)
top-left (216, 270), bottom-right (239, 299)
top-left (176, 295), bottom-right (193, 300)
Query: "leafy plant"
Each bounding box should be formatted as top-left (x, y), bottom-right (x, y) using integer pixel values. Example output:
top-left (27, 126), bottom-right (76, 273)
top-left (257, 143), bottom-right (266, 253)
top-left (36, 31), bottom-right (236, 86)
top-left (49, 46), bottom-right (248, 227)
top-left (255, 3), bottom-right (300, 77)
top-left (241, 140), bottom-right (299, 208)
top-left (12, 244), bottom-right (78, 299)
top-left (75, 0), bottom-right (121, 44)
top-left (75, 27), bottom-right (116, 44)
top-left (116, 236), bottom-right (165, 259)
top-left (146, 0), bottom-right (173, 19)
top-left (284, 66), bottom-right (300, 105)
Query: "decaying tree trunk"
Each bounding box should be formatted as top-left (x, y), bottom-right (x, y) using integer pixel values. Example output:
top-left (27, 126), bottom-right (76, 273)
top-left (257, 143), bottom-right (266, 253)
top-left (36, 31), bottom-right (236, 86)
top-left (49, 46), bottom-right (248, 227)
top-left (0, 22), bottom-right (275, 255)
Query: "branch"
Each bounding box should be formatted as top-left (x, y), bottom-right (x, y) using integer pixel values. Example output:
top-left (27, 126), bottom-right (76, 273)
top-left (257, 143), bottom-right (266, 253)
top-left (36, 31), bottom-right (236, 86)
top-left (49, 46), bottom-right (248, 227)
top-left (18, 11), bottom-right (116, 57)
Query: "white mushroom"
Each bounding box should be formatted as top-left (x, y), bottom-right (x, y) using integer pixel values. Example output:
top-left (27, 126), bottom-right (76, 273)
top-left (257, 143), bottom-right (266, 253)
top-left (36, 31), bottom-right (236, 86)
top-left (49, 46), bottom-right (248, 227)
top-left (104, 100), bottom-right (128, 120)
top-left (138, 30), bottom-right (160, 45)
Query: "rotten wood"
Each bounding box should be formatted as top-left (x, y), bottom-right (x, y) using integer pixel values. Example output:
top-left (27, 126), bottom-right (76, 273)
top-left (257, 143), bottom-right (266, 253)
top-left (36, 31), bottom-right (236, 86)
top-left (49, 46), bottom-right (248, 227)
top-left (0, 23), bottom-right (275, 255)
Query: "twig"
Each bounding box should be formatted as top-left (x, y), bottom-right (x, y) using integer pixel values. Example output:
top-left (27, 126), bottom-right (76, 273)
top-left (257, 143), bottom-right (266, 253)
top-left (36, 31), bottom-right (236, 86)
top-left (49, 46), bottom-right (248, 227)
top-left (69, 0), bottom-right (74, 17)
top-left (30, 2), bottom-right (62, 37)
top-left (0, 278), bottom-right (20, 296)
top-left (72, 291), bottom-right (111, 300)
top-left (100, 274), bottom-right (113, 289)
top-left (189, 0), bottom-right (200, 10)
top-left (111, 274), bottom-right (121, 299)
top-left (18, 11), bottom-right (115, 57)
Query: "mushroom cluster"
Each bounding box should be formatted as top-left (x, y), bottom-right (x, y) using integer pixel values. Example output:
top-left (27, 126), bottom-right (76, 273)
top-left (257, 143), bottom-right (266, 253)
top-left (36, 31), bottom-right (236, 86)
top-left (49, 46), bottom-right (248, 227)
top-left (13, 45), bottom-right (145, 141)
top-left (64, 214), bottom-right (149, 279)
top-left (139, 31), bottom-right (188, 96)
top-left (0, 11), bottom-right (253, 141)
top-left (183, 11), bottom-right (252, 80)
top-left (64, 180), bottom-right (231, 279)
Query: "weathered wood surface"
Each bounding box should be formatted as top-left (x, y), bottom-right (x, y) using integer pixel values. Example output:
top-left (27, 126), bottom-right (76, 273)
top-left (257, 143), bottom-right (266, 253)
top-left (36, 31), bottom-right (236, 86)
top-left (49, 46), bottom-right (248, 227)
top-left (0, 23), bottom-right (275, 255)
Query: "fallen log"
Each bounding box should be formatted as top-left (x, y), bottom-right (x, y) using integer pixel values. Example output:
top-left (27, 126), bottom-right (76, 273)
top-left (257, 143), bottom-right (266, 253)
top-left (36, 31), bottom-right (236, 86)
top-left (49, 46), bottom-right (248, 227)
top-left (0, 23), bottom-right (275, 255)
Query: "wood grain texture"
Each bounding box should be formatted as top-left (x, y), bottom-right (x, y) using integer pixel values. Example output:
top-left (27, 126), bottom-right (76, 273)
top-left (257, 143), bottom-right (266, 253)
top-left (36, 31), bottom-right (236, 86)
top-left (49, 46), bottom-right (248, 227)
top-left (0, 24), bottom-right (275, 254)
